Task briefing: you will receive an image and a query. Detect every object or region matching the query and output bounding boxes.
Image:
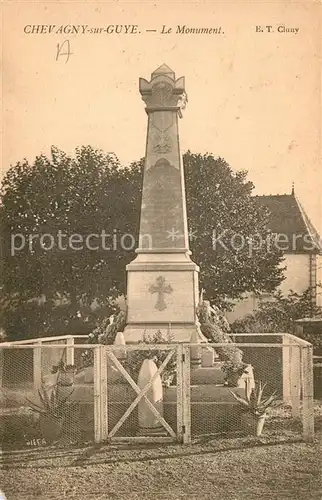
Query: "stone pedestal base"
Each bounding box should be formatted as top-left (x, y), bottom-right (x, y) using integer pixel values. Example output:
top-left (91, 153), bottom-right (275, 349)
top-left (137, 426), bottom-right (167, 437)
top-left (125, 251), bottom-right (200, 343)
top-left (123, 323), bottom-right (199, 343)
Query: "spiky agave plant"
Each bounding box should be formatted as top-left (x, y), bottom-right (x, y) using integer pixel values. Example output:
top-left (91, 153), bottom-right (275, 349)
top-left (229, 380), bottom-right (280, 416)
top-left (26, 383), bottom-right (76, 421)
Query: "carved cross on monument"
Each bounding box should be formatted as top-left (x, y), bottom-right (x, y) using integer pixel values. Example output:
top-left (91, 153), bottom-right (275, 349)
top-left (149, 276), bottom-right (173, 311)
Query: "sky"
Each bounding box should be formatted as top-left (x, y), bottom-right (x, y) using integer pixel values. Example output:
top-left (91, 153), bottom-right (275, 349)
top-left (2, 0), bottom-right (321, 232)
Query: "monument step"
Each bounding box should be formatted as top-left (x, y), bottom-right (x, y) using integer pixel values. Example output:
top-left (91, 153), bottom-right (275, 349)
top-left (2, 383), bottom-right (243, 407)
top-left (191, 366), bottom-right (225, 385)
top-left (164, 385), bottom-right (244, 403)
top-left (203, 361), bottom-right (223, 369)
top-left (64, 383), bottom-right (244, 405)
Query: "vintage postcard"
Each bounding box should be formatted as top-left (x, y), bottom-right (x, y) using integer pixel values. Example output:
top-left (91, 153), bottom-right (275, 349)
top-left (1, 1), bottom-right (321, 498)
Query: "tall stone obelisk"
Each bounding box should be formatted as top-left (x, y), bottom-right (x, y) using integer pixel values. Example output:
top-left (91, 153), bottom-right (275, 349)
top-left (124, 64), bottom-right (199, 342)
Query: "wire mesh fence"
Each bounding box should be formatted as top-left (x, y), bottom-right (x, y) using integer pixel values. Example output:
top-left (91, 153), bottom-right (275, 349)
top-left (103, 343), bottom-right (180, 443)
top-left (0, 343), bottom-right (95, 450)
top-left (189, 337), bottom-right (304, 441)
top-left (0, 333), bottom-right (315, 451)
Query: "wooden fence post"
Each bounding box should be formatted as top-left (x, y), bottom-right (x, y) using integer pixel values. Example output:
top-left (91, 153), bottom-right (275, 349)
top-left (282, 334), bottom-right (291, 404)
top-left (290, 345), bottom-right (301, 418)
top-left (176, 344), bottom-right (184, 443)
top-left (301, 345), bottom-right (314, 442)
top-left (182, 345), bottom-right (191, 444)
top-left (94, 346), bottom-right (101, 443)
top-left (33, 340), bottom-right (42, 390)
top-left (66, 336), bottom-right (74, 366)
top-left (100, 345), bottom-right (108, 441)
top-left (0, 348), bottom-right (4, 389)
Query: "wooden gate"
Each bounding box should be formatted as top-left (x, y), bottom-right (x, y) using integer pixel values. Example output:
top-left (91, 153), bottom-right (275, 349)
top-left (93, 344), bottom-right (191, 444)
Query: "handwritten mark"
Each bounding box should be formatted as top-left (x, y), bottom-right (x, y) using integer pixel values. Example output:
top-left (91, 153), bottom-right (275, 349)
top-left (56, 40), bottom-right (73, 63)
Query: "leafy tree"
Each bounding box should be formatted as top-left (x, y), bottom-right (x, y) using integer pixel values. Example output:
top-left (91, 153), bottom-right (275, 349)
top-left (0, 146), bottom-right (141, 339)
top-left (184, 152), bottom-right (284, 305)
top-left (0, 148), bottom-right (284, 339)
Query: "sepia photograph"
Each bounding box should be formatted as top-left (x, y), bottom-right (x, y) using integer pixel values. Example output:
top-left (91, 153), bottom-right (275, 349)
top-left (0, 1), bottom-right (321, 498)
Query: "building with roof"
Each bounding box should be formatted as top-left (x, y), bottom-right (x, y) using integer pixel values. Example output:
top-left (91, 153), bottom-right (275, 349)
top-left (225, 187), bottom-right (322, 322)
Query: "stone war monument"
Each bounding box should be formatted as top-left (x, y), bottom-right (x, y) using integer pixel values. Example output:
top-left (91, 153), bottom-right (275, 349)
top-left (124, 64), bottom-right (200, 343)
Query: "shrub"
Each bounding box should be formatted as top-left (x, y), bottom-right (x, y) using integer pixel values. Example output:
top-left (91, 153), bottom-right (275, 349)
top-left (230, 288), bottom-right (322, 348)
top-left (81, 310), bottom-right (126, 368)
top-left (123, 330), bottom-right (177, 387)
top-left (197, 297), bottom-right (247, 386)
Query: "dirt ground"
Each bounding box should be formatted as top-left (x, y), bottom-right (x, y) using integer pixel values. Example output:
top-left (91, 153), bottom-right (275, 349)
top-left (1, 429), bottom-right (322, 500)
top-left (1, 404), bottom-right (321, 499)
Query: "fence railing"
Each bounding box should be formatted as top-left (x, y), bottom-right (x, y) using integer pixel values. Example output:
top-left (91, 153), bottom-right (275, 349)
top-left (0, 333), bottom-right (315, 449)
